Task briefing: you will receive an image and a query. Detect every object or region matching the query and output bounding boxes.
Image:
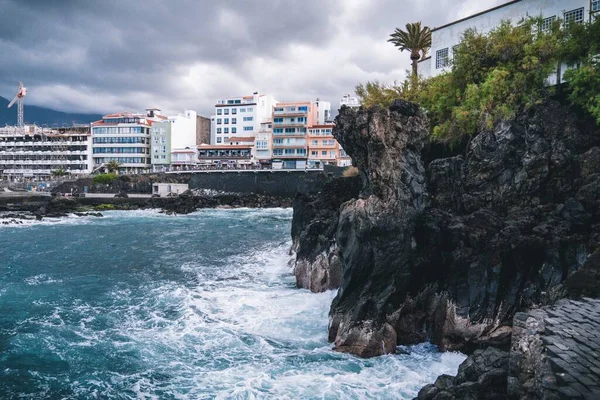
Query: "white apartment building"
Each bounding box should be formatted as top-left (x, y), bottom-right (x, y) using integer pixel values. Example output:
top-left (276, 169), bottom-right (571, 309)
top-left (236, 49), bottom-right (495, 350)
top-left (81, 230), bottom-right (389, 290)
top-left (314, 99), bottom-right (332, 124)
top-left (151, 110), bottom-right (197, 171)
top-left (340, 94), bottom-right (361, 109)
top-left (91, 111), bottom-right (156, 174)
top-left (0, 125), bottom-right (92, 182)
top-left (255, 120), bottom-right (273, 166)
top-left (210, 92), bottom-right (278, 145)
top-left (420, 0), bottom-right (598, 80)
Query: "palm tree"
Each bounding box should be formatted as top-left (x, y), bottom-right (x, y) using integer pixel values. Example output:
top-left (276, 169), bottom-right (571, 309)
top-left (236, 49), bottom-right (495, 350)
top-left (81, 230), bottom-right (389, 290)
top-left (106, 160), bottom-right (121, 174)
top-left (388, 22), bottom-right (432, 77)
top-left (51, 168), bottom-right (67, 178)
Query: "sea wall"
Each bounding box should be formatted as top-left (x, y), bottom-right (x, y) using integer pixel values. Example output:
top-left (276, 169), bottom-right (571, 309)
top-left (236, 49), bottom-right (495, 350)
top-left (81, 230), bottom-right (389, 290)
top-left (52, 166), bottom-right (343, 198)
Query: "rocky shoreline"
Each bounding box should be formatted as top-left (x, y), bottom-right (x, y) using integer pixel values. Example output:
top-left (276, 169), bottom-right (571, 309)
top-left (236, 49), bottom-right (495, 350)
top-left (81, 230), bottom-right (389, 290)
top-left (291, 100), bottom-right (600, 398)
top-left (0, 190), bottom-right (292, 224)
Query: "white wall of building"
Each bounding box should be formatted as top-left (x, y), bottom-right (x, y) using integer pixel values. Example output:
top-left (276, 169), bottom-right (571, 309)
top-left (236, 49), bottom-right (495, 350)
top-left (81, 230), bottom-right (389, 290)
top-left (314, 100), bottom-right (332, 124)
top-left (339, 94), bottom-right (361, 109)
top-left (169, 110), bottom-right (197, 149)
top-left (425, 0), bottom-right (592, 79)
top-left (210, 92), bottom-right (278, 145)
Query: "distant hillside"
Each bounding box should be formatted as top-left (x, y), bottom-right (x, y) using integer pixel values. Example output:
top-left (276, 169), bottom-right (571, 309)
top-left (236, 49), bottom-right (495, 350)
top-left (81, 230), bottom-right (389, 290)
top-left (0, 96), bottom-right (102, 126)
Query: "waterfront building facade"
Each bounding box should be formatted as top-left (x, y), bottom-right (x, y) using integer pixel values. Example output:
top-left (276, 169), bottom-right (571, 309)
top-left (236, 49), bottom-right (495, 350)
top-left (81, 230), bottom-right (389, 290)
top-left (272, 101), bottom-right (318, 169)
top-left (307, 124), bottom-right (338, 169)
top-left (151, 110), bottom-right (197, 172)
top-left (255, 121), bottom-right (273, 167)
top-left (210, 92), bottom-right (278, 145)
top-left (420, 0), bottom-right (597, 80)
top-left (197, 143), bottom-right (253, 168)
top-left (314, 99), bottom-right (332, 125)
top-left (91, 111), bottom-right (155, 174)
top-left (338, 147), bottom-right (352, 167)
top-left (0, 125), bottom-right (92, 182)
top-left (340, 94), bottom-right (361, 109)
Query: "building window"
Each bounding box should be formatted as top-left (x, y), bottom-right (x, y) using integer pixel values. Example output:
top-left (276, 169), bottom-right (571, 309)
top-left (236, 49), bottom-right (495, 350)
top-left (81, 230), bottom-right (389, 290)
top-left (217, 118), bottom-right (222, 124)
top-left (224, 118), bottom-right (229, 124)
top-left (232, 127), bottom-right (237, 134)
top-left (224, 128), bottom-right (229, 134)
top-left (540, 16), bottom-right (556, 32)
top-left (322, 150), bottom-right (327, 156)
top-left (243, 116), bottom-right (253, 122)
top-left (217, 137), bottom-right (222, 143)
top-left (224, 109), bottom-right (229, 115)
top-left (564, 8), bottom-right (584, 27)
top-left (298, 106), bottom-right (308, 112)
top-left (274, 118), bottom-right (283, 123)
top-left (232, 118), bottom-right (237, 124)
top-left (217, 109), bottom-right (222, 115)
top-left (592, 0), bottom-right (600, 12)
top-left (217, 128), bottom-right (222, 134)
top-left (311, 151), bottom-right (317, 156)
top-left (243, 126), bottom-right (254, 131)
top-left (436, 48), bottom-right (449, 69)
top-left (231, 108), bottom-right (237, 114)
top-left (240, 108), bottom-right (246, 113)
top-left (247, 108), bottom-right (253, 112)
top-left (311, 140), bottom-right (318, 145)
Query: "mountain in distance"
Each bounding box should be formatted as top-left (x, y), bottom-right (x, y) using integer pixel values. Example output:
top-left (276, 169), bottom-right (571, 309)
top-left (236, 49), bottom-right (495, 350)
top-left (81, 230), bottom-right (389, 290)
top-left (0, 96), bottom-right (102, 127)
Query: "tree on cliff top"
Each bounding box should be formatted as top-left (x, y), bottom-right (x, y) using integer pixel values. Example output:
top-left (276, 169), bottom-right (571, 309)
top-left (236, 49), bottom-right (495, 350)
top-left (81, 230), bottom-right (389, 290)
top-left (388, 22), bottom-right (431, 77)
top-left (560, 16), bottom-right (600, 124)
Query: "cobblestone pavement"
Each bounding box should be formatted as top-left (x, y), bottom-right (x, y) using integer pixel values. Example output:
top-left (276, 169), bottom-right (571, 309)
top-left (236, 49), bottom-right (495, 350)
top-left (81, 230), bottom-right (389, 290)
top-left (544, 298), bottom-right (600, 399)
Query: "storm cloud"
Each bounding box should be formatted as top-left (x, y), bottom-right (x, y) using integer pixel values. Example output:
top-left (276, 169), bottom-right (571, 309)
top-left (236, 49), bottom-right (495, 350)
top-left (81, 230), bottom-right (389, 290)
top-left (0, 0), bottom-right (502, 116)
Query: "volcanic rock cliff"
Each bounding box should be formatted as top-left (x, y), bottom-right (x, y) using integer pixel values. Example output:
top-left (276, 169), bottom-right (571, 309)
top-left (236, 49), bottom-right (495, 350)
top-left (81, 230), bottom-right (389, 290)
top-left (291, 99), bottom-right (600, 363)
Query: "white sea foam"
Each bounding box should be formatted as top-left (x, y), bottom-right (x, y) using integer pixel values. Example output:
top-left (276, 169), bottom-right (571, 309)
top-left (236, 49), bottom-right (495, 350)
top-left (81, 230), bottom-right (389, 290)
top-left (2, 208), bottom-right (465, 399)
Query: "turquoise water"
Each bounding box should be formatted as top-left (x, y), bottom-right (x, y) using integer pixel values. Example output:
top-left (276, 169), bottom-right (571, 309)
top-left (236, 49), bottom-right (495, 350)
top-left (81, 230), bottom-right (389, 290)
top-left (0, 209), bottom-right (465, 399)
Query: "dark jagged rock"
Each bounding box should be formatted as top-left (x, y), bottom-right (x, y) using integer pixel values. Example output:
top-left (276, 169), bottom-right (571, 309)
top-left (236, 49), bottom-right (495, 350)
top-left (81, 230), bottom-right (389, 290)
top-left (291, 175), bottom-right (360, 292)
top-left (416, 348), bottom-right (510, 400)
top-left (159, 190), bottom-right (292, 215)
top-left (314, 100), bottom-right (600, 359)
top-left (328, 100), bottom-right (429, 357)
top-left (291, 99), bottom-right (600, 382)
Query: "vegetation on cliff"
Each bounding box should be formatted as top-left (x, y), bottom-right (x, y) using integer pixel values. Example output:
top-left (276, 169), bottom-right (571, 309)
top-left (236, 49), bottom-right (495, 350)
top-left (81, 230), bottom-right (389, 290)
top-left (356, 16), bottom-right (600, 143)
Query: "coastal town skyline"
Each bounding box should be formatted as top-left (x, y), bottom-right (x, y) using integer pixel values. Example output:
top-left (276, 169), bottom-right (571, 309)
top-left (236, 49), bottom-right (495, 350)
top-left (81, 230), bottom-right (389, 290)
top-left (0, 0), bottom-right (503, 117)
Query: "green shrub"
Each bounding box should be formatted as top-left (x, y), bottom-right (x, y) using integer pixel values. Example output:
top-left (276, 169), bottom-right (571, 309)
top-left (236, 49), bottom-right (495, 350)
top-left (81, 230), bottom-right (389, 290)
top-left (93, 173), bottom-right (117, 185)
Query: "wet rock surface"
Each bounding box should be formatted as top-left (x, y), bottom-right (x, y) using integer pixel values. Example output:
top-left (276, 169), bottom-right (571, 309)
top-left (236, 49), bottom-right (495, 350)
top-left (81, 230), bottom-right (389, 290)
top-left (291, 176), bottom-right (361, 292)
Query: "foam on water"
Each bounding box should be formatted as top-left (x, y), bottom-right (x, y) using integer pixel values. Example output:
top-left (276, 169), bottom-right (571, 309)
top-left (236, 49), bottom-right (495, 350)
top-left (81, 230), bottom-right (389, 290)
top-left (0, 208), bottom-right (465, 399)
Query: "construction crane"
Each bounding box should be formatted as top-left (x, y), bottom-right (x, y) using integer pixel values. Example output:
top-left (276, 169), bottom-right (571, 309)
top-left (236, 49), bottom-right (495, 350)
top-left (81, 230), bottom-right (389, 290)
top-left (7, 82), bottom-right (27, 128)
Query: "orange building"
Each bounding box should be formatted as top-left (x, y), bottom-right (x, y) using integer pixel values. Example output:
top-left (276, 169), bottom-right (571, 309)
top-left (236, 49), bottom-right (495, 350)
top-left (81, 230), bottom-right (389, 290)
top-left (307, 124), bottom-right (337, 168)
top-left (271, 102), bottom-right (317, 169)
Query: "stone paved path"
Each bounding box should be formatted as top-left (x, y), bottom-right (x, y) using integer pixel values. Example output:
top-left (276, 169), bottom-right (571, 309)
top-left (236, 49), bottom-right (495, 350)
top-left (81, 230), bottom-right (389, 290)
top-left (543, 298), bottom-right (600, 399)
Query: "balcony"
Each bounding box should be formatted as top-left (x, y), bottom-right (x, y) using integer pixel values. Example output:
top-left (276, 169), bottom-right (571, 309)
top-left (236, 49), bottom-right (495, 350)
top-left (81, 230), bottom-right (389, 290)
top-left (273, 111), bottom-right (308, 117)
top-left (197, 155), bottom-right (251, 160)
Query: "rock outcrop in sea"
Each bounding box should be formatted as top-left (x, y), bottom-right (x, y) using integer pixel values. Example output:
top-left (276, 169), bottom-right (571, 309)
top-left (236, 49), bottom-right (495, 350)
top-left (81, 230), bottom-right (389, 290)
top-left (291, 99), bottom-right (600, 396)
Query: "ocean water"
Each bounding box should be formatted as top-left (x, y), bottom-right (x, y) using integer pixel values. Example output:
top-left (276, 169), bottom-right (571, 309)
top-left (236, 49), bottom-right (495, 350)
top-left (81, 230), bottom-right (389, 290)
top-left (0, 209), bottom-right (465, 399)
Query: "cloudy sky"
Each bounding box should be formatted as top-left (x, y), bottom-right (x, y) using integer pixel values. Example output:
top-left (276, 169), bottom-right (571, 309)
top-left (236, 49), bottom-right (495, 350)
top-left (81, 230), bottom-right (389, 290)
top-left (0, 0), bottom-right (502, 117)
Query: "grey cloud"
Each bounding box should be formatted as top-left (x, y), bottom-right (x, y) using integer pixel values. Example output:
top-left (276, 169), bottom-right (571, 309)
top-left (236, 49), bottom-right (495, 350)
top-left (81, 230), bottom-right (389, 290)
top-left (0, 0), bottom-right (499, 115)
